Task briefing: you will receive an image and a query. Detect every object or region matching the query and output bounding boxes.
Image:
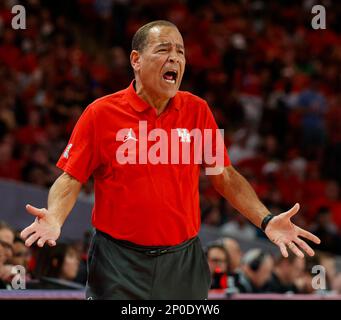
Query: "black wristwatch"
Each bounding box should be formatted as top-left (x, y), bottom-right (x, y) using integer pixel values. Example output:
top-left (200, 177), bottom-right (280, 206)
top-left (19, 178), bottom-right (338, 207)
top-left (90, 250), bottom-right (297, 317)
top-left (261, 213), bottom-right (275, 232)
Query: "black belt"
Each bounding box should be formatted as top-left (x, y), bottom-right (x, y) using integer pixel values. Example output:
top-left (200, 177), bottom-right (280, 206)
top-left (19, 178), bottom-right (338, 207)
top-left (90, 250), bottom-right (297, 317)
top-left (96, 230), bottom-right (198, 256)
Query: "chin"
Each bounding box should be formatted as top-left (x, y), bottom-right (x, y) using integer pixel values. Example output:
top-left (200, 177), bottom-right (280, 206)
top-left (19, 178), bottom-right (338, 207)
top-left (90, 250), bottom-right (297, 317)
top-left (162, 87), bottom-right (178, 99)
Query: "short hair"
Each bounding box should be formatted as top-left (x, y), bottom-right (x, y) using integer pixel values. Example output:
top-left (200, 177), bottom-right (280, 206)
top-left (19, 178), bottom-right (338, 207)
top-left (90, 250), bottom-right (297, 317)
top-left (132, 20), bottom-right (178, 52)
top-left (205, 243), bottom-right (232, 272)
top-left (0, 220), bottom-right (14, 233)
top-left (242, 249), bottom-right (271, 272)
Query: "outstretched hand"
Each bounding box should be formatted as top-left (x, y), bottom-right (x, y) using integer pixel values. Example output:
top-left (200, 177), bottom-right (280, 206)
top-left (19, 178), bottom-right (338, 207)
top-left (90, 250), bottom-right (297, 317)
top-left (265, 203), bottom-right (321, 258)
top-left (20, 204), bottom-right (61, 248)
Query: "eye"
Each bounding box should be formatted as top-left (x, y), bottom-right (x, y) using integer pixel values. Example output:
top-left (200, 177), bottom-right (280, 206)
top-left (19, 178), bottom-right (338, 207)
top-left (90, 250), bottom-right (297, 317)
top-left (157, 48), bottom-right (167, 53)
top-left (178, 50), bottom-right (184, 55)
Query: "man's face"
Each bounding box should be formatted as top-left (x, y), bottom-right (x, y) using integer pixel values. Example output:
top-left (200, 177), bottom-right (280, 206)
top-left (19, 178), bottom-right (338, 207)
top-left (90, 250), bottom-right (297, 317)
top-left (131, 26), bottom-right (186, 100)
top-left (0, 229), bottom-right (14, 262)
top-left (253, 256), bottom-right (274, 288)
top-left (207, 248), bottom-right (228, 275)
top-left (11, 241), bottom-right (30, 268)
top-left (223, 239), bottom-right (242, 272)
top-left (0, 243), bottom-right (5, 266)
top-left (60, 248), bottom-right (80, 281)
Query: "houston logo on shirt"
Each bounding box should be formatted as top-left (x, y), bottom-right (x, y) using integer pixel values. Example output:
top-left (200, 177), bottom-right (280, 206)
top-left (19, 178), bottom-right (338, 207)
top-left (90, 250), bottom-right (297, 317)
top-left (116, 121), bottom-right (225, 175)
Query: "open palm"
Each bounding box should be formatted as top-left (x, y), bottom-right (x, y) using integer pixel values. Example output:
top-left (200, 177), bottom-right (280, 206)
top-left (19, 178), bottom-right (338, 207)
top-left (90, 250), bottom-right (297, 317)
top-left (20, 204), bottom-right (61, 247)
top-left (265, 203), bottom-right (321, 258)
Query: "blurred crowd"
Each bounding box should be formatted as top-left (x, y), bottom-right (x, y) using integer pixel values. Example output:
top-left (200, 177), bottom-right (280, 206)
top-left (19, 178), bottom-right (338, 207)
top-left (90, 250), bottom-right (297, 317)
top-left (205, 236), bottom-right (341, 294)
top-left (0, 0), bottom-right (341, 292)
top-left (0, 220), bottom-right (89, 290)
top-left (1, 220), bottom-right (341, 295)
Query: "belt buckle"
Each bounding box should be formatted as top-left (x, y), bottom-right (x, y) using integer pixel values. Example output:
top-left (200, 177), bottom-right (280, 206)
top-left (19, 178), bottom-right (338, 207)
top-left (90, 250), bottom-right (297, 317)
top-left (146, 249), bottom-right (168, 256)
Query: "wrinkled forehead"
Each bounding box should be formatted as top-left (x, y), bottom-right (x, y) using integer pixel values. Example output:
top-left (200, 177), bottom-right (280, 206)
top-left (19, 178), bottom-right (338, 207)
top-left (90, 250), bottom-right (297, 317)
top-left (146, 26), bottom-right (184, 48)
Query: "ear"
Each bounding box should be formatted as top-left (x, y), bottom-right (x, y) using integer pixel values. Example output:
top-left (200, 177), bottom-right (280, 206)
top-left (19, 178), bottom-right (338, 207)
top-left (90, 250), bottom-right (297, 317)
top-left (130, 50), bottom-right (141, 72)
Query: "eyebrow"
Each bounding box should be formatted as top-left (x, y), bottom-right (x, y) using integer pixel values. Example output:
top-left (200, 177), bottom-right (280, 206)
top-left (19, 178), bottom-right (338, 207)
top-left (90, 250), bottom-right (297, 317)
top-left (155, 42), bottom-right (185, 50)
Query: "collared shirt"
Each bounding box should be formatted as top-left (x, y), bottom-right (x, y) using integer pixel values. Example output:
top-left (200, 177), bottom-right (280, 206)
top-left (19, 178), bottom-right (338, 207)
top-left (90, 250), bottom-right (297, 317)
top-left (57, 81), bottom-right (230, 246)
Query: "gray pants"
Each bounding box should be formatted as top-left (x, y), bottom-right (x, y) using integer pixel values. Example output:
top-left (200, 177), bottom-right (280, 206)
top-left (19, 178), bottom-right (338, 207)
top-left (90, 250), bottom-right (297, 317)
top-left (85, 230), bottom-right (211, 300)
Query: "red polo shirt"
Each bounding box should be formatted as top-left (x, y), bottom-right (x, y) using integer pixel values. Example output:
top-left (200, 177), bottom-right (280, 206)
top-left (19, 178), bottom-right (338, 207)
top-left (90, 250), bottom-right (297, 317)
top-left (57, 81), bottom-right (230, 246)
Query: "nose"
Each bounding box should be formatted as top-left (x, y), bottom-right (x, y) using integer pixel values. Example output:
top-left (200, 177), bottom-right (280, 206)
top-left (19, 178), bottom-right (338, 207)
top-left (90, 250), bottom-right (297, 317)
top-left (168, 46), bottom-right (180, 63)
top-left (168, 55), bottom-right (179, 63)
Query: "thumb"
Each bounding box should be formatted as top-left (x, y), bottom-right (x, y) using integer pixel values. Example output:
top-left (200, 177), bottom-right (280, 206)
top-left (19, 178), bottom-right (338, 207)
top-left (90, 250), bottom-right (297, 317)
top-left (283, 203), bottom-right (300, 219)
top-left (25, 204), bottom-right (46, 219)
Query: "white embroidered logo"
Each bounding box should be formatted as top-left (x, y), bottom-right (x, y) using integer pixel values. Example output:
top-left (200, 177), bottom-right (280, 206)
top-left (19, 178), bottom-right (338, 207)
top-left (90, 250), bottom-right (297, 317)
top-left (63, 144), bottom-right (73, 159)
top-left (176, 128), bottom-right (191, 143)
top-left (123, 128), bottom-right (138, 142)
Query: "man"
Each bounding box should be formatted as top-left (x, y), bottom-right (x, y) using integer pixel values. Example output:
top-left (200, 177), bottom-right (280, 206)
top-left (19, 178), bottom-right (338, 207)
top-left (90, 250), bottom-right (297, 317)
top-left (0, 221), bottom-right (15, 288)
top-left (264, 253), bottom-right (305, 293)
top-left (310, 207), bottom-right (341, 255)
top-left (10, 237), bottom-right (31, 270)
top-left (21, 20), bottom-right (320, 300)
top-left (0, 221), bottom-right (15, 263)
top-left (206, 243), bottom-right (230, 276)
top-left (221, 237), bottom-right (242, 272)
top-left (232, 249), bottom-right (274, 293)
top-left (0, 242), bottom-right (7, 289)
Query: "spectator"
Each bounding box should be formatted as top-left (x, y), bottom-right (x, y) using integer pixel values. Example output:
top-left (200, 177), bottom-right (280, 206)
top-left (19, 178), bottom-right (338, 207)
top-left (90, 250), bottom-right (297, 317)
top-left (295, 254), bottom-right (321, 294)
top-left (264, 252), bottom-right (305, 293)
top-left (205, 243), bottom-right (230, 289)
top-left (310, 207), bottom-right (341, 255)
top-left (0, 221), bottom-right (15, 288)
top-left (0, 241), bottom-right (7, 289)
top-left (10, 236), bottom-right (31, 270)
top-left (232, 249), bottom-right (274, 293)
top-left (0, 221), bottom-right (14, 263)
top-left (318, 252), bottom-right (338, 292)
top-left (221, 237), bottom-right (242, 272)
top-left (29, 242), bottom-right (83, 290)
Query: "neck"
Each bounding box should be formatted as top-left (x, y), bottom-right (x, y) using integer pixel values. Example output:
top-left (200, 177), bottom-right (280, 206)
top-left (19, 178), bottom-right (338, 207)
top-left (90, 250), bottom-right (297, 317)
top-left (134, 80), bottom-right (169, 115)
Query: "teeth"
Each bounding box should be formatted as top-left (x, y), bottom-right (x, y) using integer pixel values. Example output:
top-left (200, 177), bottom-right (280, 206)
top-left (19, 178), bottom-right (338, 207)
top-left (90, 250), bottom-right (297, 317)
top-left (164, 78), bottom-right (176, 84)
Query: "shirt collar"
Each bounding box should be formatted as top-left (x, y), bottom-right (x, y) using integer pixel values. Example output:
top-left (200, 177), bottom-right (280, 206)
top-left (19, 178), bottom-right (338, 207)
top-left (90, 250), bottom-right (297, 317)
top-left (125, 80), bottom-right (181, 112)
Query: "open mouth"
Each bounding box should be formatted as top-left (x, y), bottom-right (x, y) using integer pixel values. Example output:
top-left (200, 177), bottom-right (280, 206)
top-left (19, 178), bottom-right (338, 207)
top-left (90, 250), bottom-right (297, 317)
top-left (162, 70), bottom-right (178, 84)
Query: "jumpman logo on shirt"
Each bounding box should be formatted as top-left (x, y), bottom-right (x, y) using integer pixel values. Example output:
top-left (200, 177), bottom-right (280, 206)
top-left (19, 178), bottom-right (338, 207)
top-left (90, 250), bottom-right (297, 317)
top-left (123, 128), bottom-right (138, 142)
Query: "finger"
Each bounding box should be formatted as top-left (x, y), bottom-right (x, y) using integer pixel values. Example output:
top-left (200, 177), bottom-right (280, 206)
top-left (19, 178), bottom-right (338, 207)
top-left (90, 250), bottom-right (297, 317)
top-left (26, 204), bottom-right (45, 219)
top-left (294, 238), bottom-right (315, 257)
top-left (278, 242), bottom-right (288, 258)
top-left (21, 225), bottom-right (36, 240)
top-left (287, 241), bottom-right (304, 258)
top-left (47, 240), bottom-right (56, 247)
top-left (37, 238), bottom-right (47, 248)
top-left (25, 233), bottom-right (40, 247)
top-left (284, 203), bottom-right (300, 219)
top-left (297, 227), bottom-right (321, 244)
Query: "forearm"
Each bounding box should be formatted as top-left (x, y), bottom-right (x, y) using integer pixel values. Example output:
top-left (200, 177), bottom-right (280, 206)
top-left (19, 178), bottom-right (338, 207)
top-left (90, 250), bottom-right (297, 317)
top-left (208, 166), bottom-right (270, 228)
top-left (47, 172), bottom-right (82, 226)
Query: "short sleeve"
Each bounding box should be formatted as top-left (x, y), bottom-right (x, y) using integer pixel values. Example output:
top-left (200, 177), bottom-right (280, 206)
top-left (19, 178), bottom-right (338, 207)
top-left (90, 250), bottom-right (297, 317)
top-left (201, 102), bottom-right (231, 170)
top-left (56, 105), bottom-right (101, 183)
